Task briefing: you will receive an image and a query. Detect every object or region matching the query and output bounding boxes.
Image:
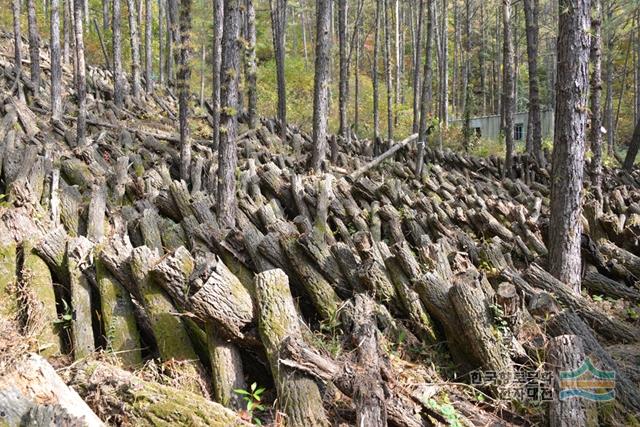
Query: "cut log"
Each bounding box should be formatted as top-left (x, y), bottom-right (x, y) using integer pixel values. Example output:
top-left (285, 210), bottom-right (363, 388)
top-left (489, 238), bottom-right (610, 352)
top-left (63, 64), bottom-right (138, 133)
top-left (449, 268), bottom-right (513, 381)
top-left (547, 335), bottom-right (596, 427)
top-left (349, 294), bottom-right (387, 427)
top-left (20, 243), bottom-right (62, 357)
top-left (547, 311), bottom-right (640, 413)
top-left (254, 269), bottom-right (329, 427)
top-left (349, 133), bottom-right (418, 180)
top-left (130, 246), bottom-right (209, 397)
top-left (95, 256), bottom-right (142, 368)
top-left (189, 254), bottom-right (257, 345)
top-left (67, 237), bottom-right (95, 359)
top-left (65, 359), bottom-right (250, 426)
top-left (524, 263), bottom-right (639, 343)
top-left (0, 354), bottom-right (104, 426)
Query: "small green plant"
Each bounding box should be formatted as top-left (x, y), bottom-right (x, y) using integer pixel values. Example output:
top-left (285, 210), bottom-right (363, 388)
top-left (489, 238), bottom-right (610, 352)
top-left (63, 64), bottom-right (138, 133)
top-left (592, 294), bottom-right (604, 303)
top-left (53, 299), bottom-right (74, 330)
top-left (234, 382), bottom-right (266, 425)
top-left (627, 307), bottom-right (639, 320)
top-left (424, 396), bottom-right (464, 427)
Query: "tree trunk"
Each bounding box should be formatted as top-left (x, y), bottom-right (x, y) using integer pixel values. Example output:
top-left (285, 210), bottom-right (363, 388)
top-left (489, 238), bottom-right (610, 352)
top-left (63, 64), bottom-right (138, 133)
top-left (394, 0), bottom-right (401, 126)
top-left (211, 0), bottom-right (223, 150)
top-left (439, 0), bottom-right (448, 149)
top-left (590, 0), bottom-right (603, 196)
top-left (524, 0), bottom-right (543, 165)
top-left (604, 7), bottom-right (614, 155)
top-left (158, 0), bottom-right (165, 84)
top-left (383, 0), bottom-right (393, 142)
top-left (254, 269), bottom-right (329, 427)
top-left (412, 0), bottom-right (424, 133)
top-left (547, 335), bottom-right (595, 427)
top-left (623, 117), bottom-right (640, 170)
top-left (269, 0), bottom-right (287, 142)
top-left (245, 0), bottom-right (258, 129)
top-left (167, 0), bottom-right (179, 85)
top-left (73, 0), bottom-right (87, 146)
top-left (372, 0), bottom-right (381, 153)
top-left (51, 0), bottom-right (63, 120)
top-left (145, 0), bottom-right (153, 93)
top-left (415, 0), bottom-right (434, 176)
top-left (102, 0), bottom-right (109, 30)
top-left (354, 21), bottom-right (360, 134)
top-left (178, 0), bottom-right (192, 182)
top-left (126, 0), bottom-right (142, 99)
top-left (338, 0), bottom-right (348, 145)
top-left (12, 0), bottom-right (22, 98)
top-left (199, 42), bottom-right (206, 108)
top-left (217, 0), bottom-right (241, 228)
top-left (310, 0), bottom-right (332, 171)
top-left (27, 0), bottom-right (41, 94)
top-left (502, 0), bottom-right (515, 178)
top-left (112, 0), bottom-right (124, 108)
top-left (548, 0), bottom-right (590, 293)
top-left (64, 0), bottom-right (71, 65)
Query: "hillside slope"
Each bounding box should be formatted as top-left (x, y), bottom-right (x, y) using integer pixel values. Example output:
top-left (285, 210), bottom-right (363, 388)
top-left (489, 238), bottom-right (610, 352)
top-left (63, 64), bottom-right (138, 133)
top-left (0, 33), bottom-right (639, 426)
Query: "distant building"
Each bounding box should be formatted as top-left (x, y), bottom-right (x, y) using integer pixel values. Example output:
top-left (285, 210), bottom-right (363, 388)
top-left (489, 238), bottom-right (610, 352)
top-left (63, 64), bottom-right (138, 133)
top-left (450, 110), bottom-right (555, 142)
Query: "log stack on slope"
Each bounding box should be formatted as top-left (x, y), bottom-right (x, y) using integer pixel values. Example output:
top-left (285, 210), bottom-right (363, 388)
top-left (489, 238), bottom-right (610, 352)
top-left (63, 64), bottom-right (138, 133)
top-left (0, 33), bottom-right (639, 426)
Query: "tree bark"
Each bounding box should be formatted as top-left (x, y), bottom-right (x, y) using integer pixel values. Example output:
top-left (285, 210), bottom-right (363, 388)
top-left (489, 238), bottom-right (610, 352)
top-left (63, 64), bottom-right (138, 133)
top-left (73, 0), bottom-right (87, 146)
top-left (177, 0), bottom-right (192, 182)
top-left (623, 118), bottom-right (640, 170)
top-left (51, 0), bottom-right (63, 120)
top-left (217, 0), bottom-right (241, 228)
top-left (372, 0), bottom-right (381, 152)
top-left (439, 0), bottom-right (448, 149)
top-left (269, 0), bottom-right (288, 142)
top-left (66, 360), bottom-right (250, 426)
top-left (415, 0), bottom-right (434, 176)
top-left (112, 0), bottom-right (124, 108)
top-left (590, 0), bottom-right (603, 196)
top-left (338, 0), bottom-right (348, 144)
top-left (27, 0), bottom-right (41, 94)
top-left (547, 335), bottom-right (595, 427)
top-left (254, 269), bottom-right (329, 427)
top-left (548, 0), bottom-right (590, 293)
top-left (158, 0), bottom-right (165, 84)
top-left (502, 0), bottom-right (515, 178)
top-left (145, 0), bottom-right (153, 93)
top-left (412, 0), bottom-right (424, 133)
top-left (310, 0), bottom-right (332, 171)
top-left (245, 0), bottom-right (258, 129)
top-left (523, 0), bottom-right (543, 165)
top-left (383, 0), bottom-right (393, 142)
top-left (12, 0), bottom-right (22, 97)
top-left (212, 0), bottom-right (224, 149)
top-left (126, 0), bottom-right (143, 99)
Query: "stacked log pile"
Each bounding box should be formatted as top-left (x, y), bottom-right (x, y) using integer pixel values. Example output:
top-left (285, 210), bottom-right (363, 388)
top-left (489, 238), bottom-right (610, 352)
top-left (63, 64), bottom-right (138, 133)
top-left (0, 34), bottom-right (639, 426)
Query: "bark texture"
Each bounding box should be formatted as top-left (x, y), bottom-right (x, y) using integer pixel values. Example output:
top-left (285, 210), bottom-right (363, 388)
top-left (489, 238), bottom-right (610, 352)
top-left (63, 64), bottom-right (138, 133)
top-left (548, 0), bottom-right (590, 292)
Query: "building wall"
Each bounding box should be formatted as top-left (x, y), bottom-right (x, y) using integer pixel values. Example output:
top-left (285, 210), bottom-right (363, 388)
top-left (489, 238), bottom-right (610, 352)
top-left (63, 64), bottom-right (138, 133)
top-left (451, 110), bottom-right (555, 142)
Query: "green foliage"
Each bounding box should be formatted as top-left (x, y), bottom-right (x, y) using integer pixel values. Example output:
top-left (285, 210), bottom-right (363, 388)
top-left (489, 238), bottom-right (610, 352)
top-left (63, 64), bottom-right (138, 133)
top-left (424, 395), bottom-right (464, 427)
top-left (234, 382), bottom-right (266, 425)
top-left (53, 298), bottom-right (73, 329)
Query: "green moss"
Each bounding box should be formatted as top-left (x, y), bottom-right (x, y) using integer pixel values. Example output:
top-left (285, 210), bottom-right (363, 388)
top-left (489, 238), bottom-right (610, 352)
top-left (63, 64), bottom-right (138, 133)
top-left (22, 247), bottom-right (62, 357)
top-left (95, 257), bottom-right (142, 368)
top-left (0, 242), bottom-right (18, 320)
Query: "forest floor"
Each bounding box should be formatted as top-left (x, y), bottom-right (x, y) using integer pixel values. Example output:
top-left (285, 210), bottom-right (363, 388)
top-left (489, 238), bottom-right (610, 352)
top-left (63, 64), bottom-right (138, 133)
top-left (0, 33), bottom-right (639, 427)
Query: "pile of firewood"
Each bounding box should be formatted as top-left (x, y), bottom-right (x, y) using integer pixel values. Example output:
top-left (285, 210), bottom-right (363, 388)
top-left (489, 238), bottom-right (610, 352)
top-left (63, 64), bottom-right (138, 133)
top-left (0, 33), bottom-right (639, 426)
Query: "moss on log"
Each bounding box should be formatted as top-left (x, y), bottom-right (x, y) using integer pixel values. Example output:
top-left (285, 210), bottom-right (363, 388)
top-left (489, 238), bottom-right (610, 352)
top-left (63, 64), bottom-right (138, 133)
top-left (66, 360), bottom-right (250, 426)
top-left (21, 244), bottom-right (62, 357)
top-left (255, 269), bottom-right (329, 427)
top-left (95, 256), bottom-right (142, 368)
top-left (67, 237), bottom-right (95, 360)
top-left (130, 246), bottom-right (208, 396)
